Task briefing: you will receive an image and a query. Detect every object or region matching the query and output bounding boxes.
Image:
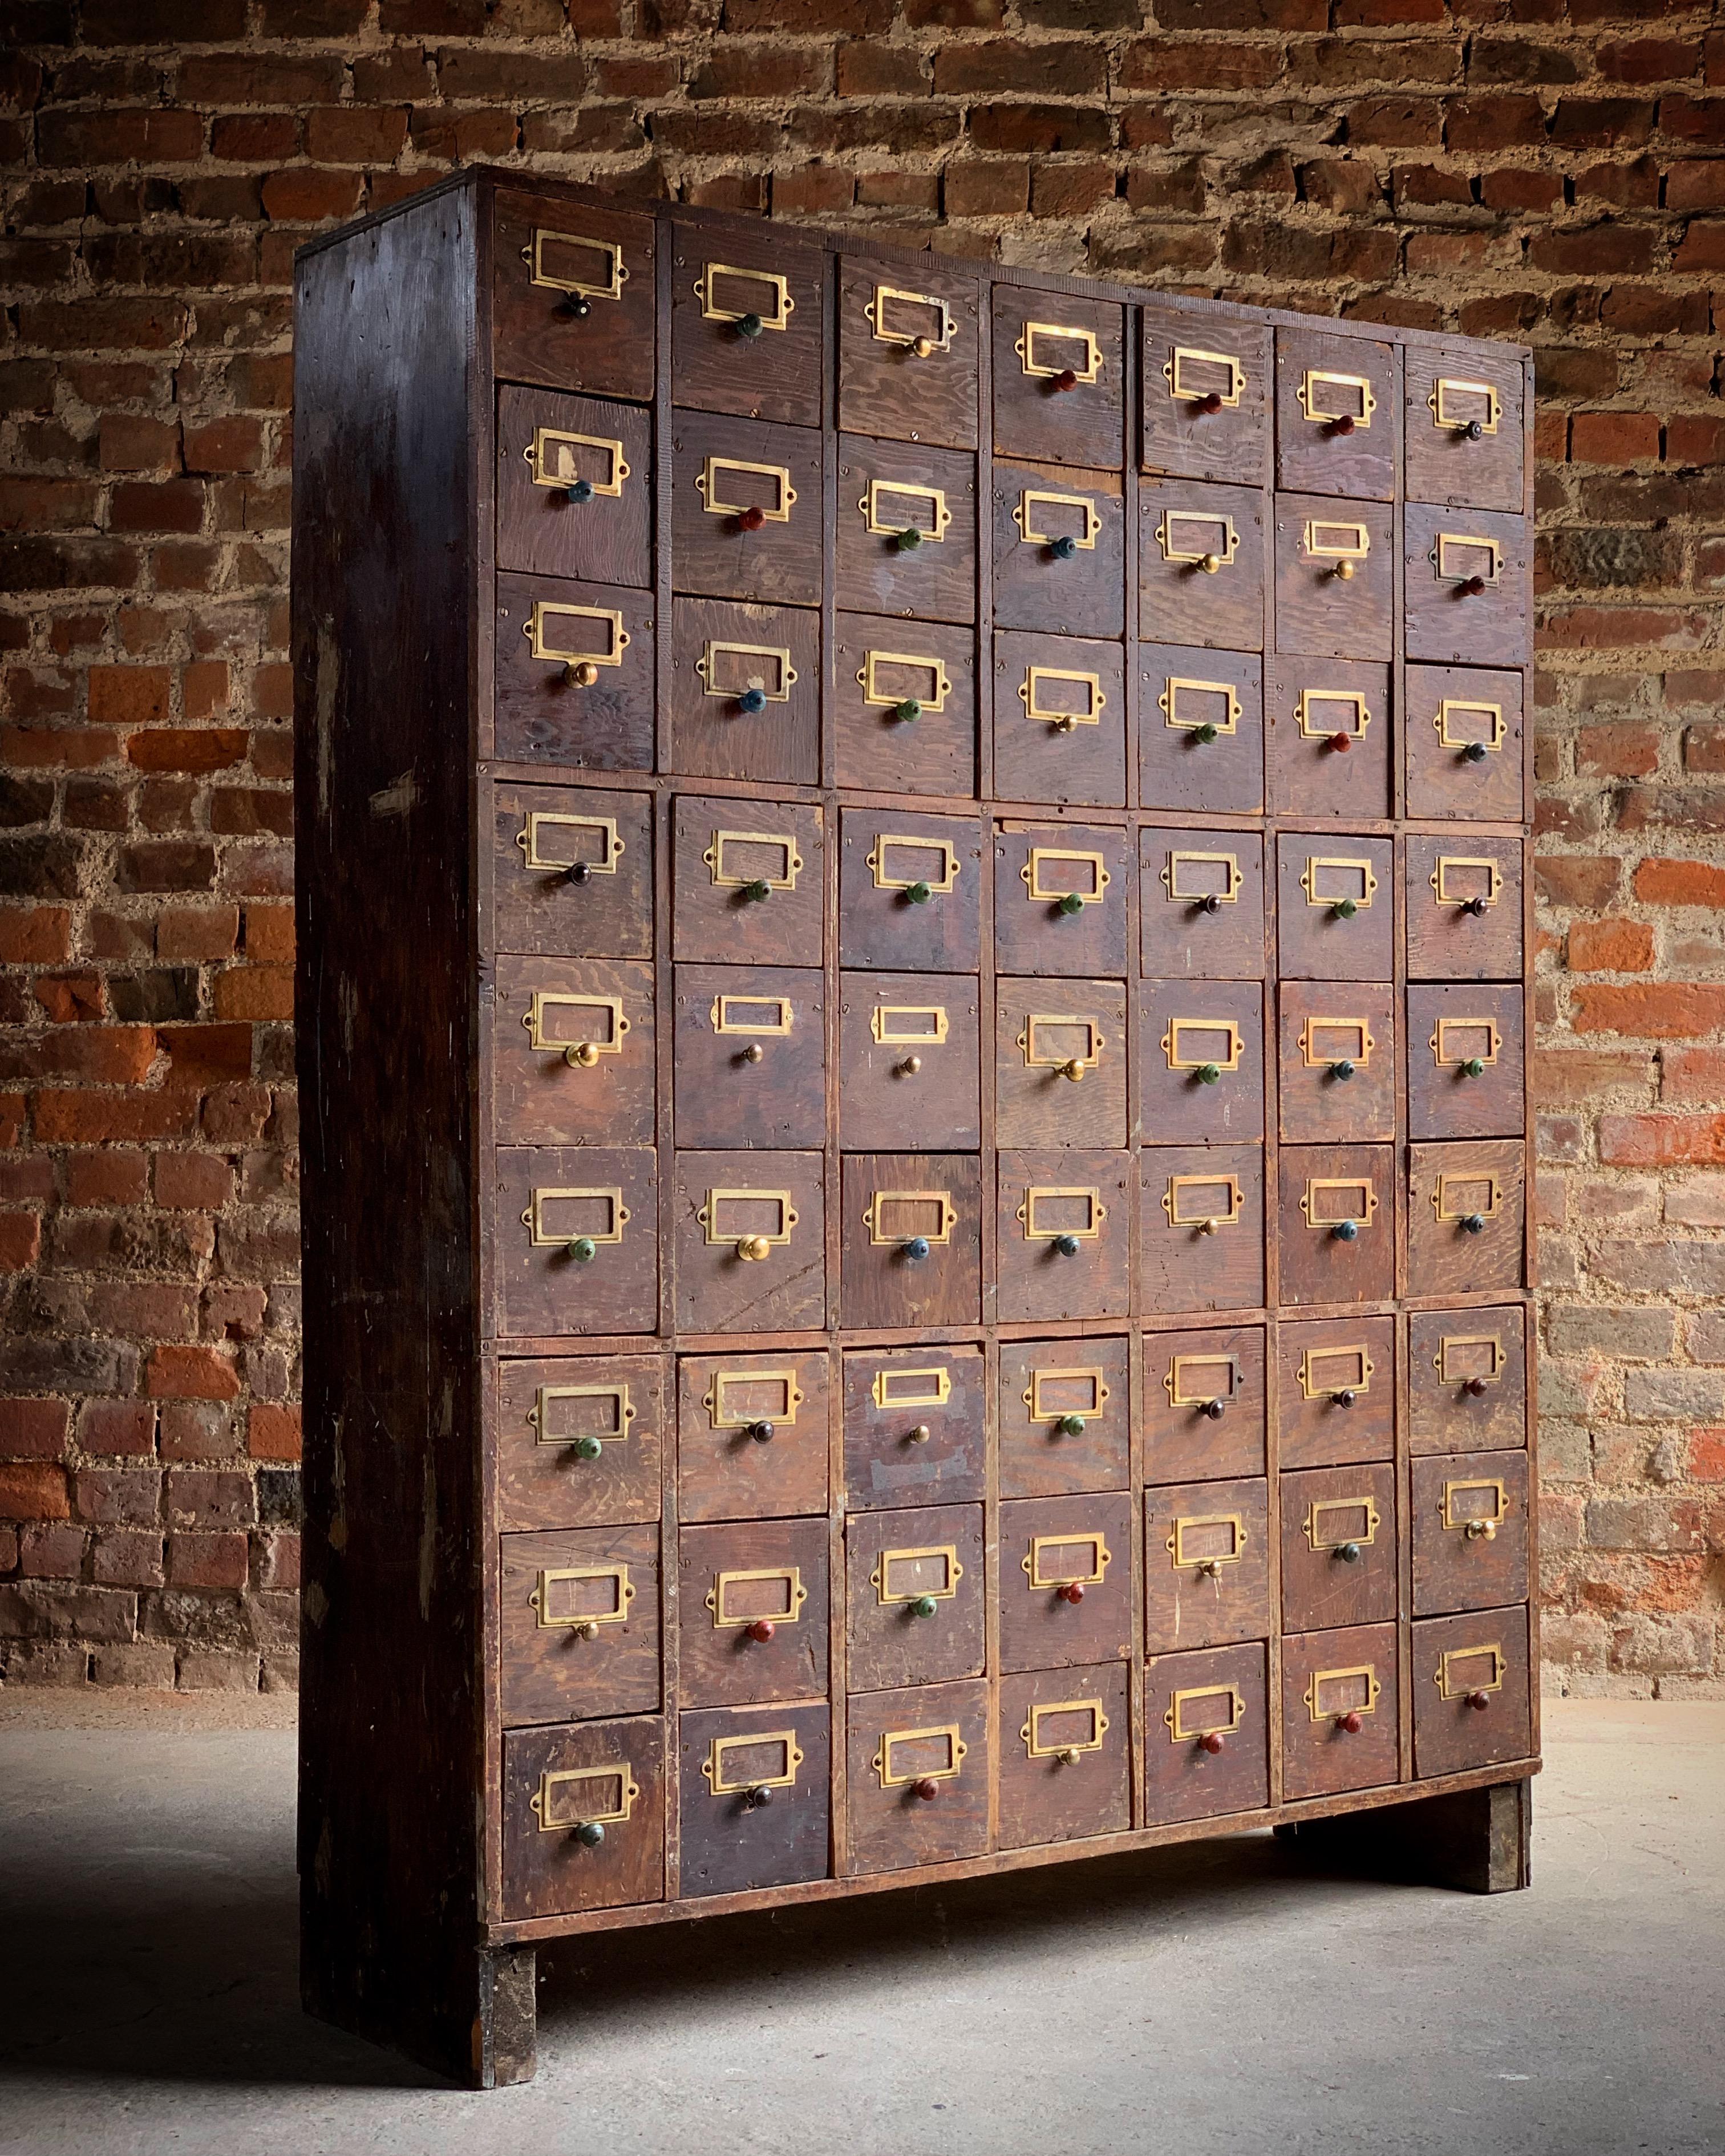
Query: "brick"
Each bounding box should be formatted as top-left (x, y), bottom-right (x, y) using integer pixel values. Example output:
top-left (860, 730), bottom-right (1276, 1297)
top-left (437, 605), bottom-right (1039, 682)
top-left (75, 1400), bottom-right (156, 1456)
top-left (168, 1530), bottom-right (249, 1590)
top-left (145, 1344), bottom-right (240, 1403)
top-left (1634, 857), bottom-right (1725, 907)
top-left (1568, 918), bottom-right (1655, 971)
top-left (1599, 1113), bottom-right (1725, 1166)
top-left (1662, 1047), bottom-right (1725, 1103)
top-left (248, 1402), bottom-right (301, 1462)
top-left (0, 1463), bottom-right (71, 1520)
top-left (1546, 1306), bottom-right (1677, 1361)
top-left (0, 1211), bottom-right (41, 1272)
top-left (1570, 411), bottom-right (1662, 464)
top-left (0, 1398), bottom-right (70, 1460)
top-left (154, 1152), bottom-right (234, 1210)
top-left (87, 667), bottom-right (171, 726)
top-left (125, 728), bottom-right (248, 774)
top-left (63, 1150), bottom-right (148, 1207)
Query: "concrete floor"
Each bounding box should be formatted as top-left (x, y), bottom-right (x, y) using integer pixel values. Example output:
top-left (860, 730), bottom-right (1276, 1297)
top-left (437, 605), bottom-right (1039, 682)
top-left (0, 1697), bottom-right (1719, 2155)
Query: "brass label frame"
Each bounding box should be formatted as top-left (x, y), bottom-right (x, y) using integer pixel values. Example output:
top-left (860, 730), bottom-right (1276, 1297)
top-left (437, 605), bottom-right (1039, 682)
top-left (872, 1723), bottom-right (966, 1789)
top-left (1295, 687), bottom-right (1372, 740)
top-left (1022, 1531), bottom-right (1111, 1590)
top-left (698, 1188), bottom-right (799, 1249)
top-left (1015, 489), bottom-right (1103, 550)
top-left (524, 227), bottom-right (625, 301)
top-left (1298, 1015), bottom-right (1375, 1069)
top-left (1299, 1177), bottom-right (1378, 1231)
top-left (1161, 850), bottom-right (1242, 904)
top-left (1018, 1012), bottom-right (1104, 1072)
top-left (530, 1761), bottom-right (639, 1833)
top-left (1440, 1477), bottom-right (1509, 1533)
top-left (1302, 518), bottom-right (1371, 564)
top-left (516, 811), bottom-right (622, 877)
top-left (871, 1003), bottom-right (949, 1047)
top-left (710, 993), bottom-right (794, 1036)
top-left (1160, 678), bottom-right (1240, 735)
top-left (1164, 1353), bottom-right (1241, 1409)
top-left (1431, 376), bottom-right (1500, 433)
top-left (1162, 1173), bottom-right (1244, 1229)
top-left (1015, 321), bottom-right (1102, 383)
top-left (703, 1367), bottom-right (803, 1430)
top-left (1303, 1663), bottom-right (1382, 1722)
top-left (523, 1186), bottom-right (628, 1247)
top-left (1432, 532), bottom-right (1503, 585)
top-left (1161, 1016), bottom-right (1245, 1073)
top-left (695, 456), bottom-right (796, 522)
top-left (1022, 1698), bottom-right (1109, 1760)
top-left (525, 427), bottom-right (629, 496)
top-left (1022, 846), bottom-right (1109, 905)
top-left (865, 283), bottom-right (955, 352)
top-left (1434, 1333), bottom-right (1504, 1385)
top-left (862, 1189), bottom-right (957, 1247)
top-left (1166, 1513), bottom-right (1247, 1569)
top-left (1156, 508), bottom-right (1239, 568)
top-left (706, 1566), bottom-right (807, 1628)
top-left (704, 828), bottom-right (803, 891)
top-left (695, 261), bottom-right (793, 329)
top-left (871, 1364), bottom-right (951, 1411)
top-left (859, 650), bottom-right (951, 712)
top-left (1023, 1365), bottom-right (1109, 1423)
top-left (871, 1543), bottom-right (963, 1607)
top-left (1302, 1495), bottom-right (1381, 1553)
top-left (523, 989), bottom-right (627, 1057)
top-left (1300, 855), bottom-right (1378, 909)
top-left (1297, 1344), bottom-right (1374, 1402)
top-left (695, 640), bottom-right (796, 703)
top-left (1021, 664), bottom-right (1104, 727)
top-left (702, 1729), bottom-right (804, 1796)
top-left (1431, 1171), bottom-right (1501, 1224)
top-left (1015, 1185), bottom-right (1107, 1241)
top-left (1431, 1016), bottom-right (1501, 1068)
top-left (860, 477), bottom-right (952, 542)
top-left (867, 833), bottom-right (961, 894)
top-left (1431, 855), bottom-right (1504, 908)
top-left (1165, 1685), bottom-right (1246, 1742)
top-left (1165, 345), bottom-right (1244, 407)
top-left (1435, 1642), bottom-right (1505, 1701)
top-left (528, 1381), bottom-right (634, 1448)
top-left (524, 601), bottom-right (629, 667)
top-left (1297, 368), bottom-right (1376, 427)
top-left (1435, 698), bottom-right (1505, 751)
top-left (529, 1563), bottom-right (634, 1630)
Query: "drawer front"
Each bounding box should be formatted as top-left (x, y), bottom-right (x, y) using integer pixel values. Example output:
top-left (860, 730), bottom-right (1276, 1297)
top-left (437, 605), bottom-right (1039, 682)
top-left (1272, 497), bottom-right (1394, 662)
top-left (677, 1517), bottom-right (829, 1708)
top-left (499, 1523), bottom-right (661, 1728)
top-left (993, 289), bottom-right (1125, 470)
top-left (840, 808), bottom-right (984, 973)
top-left (1139, 477), bottom-right (1266, 651)
top-left (1139, 978), bottom-right (1265, 1145)
top-left (501, 1715), bottom-right (665, 1922)
top-left (1404, 345), bottom-right (1526, 513)
top-left (833, 613), bottom-right (978, 801)
top-left (493, 190), bottom-right (657, 404)
top-left (1281, 1622), bottom-right (1400, 1799)
top-left (495, 570), bottom-right (655, 772)
top-left (1143, 1474), bottom-right (1270, 1654)
top-left (1279, 1462), bottom-right (1398, 1634)
top-left (837, 435), bottom-right (978, 626)
top-left (1407, 1139), bottom-right (1526, 1299)
top-left (1139, 643), bottom-right (1265, 817)
top-left (494, 954), bottom-right (656, 1148)
top-left (845, 1676), bottom-right (991, 1876)
top-left (673, 963), bottom-right (825, 1152)
top-left (993, 630), bottom-right (1127, 808)
top-left (995, 1149), bottom-right (1133, 1324)
top-left (1405, 503), bottom-right (1532, 667)
top-left (838, 257), bottom-right (982, 451)
top-left (670, 410), bottom-right (824, 606)
top-left (1411, 1604), bottom-right (1532, 1778)
top-left (673, 795), bottom-right (824, 967)
top-left (1275, 327), bottom-right (1398, 501)
top-left (998, 1491), bottom-right (1133, 1674)
top-left (1143, 1641), bottom-right (1270, 1827)
top-left (1277, 1314), bottom-right (1396, 1470)
top-left (843, 1344), bottom-right (986, 1511)
top-left (846, 1501), bottom-right (986, 1691)
top-left (1404, 663), bottom-right (1525, 824)
top-left (1142, 1325), bottom-right (1267, 1484)
top-left (1140, 1144), bottom-right (1267, 1316)
top-left (676, 1349), bottom-right (830, 1524)
top-left (678, 1701), bottom-right (831, 1899)
top-left (1277, 833), bottom-right (1394, 982)
top-left (497, 1146), bottom-right (659, 1339)
top-left (839, 969), bottom-right (982, 1152)
top-left (1408, 1303), bottom-right (1528, 1456)
top-left (998, 1335), bottom-right (1131, 1500)
top-left (1140, 825), bottom-right (1267, 982)
top-left (671, 1150), bottom-right (826, 1335)
top-left (496, 386), bottom-right (653, 589)
top-left (1266, 656), bottom-right (1393, 819)
top-left (1277, 980), bottom-right (1396, 1145)
top-left (993, 821), bottom-right (1132, 978)
top-left (1140, 306), bottom-right (1272, 487)
top-left (1412, 1449), bottom-right (1530, 1616)
top-left (1406, 834), bottom-right (1524, 982)
top-left (840, 1152), bottom-right (982, 1329)
top-left (497, 1353), bottom-right (665, 1533)
top-left (492, 781), bottom-right (653, 961)
top-left (666, 598), bottom-right (820, 788)
top-left (669, 228), bottom-right (825, 428)
top-left (992, 461), bottom-right (1125, 640)
top-left (1407, 982), bottom-right (1525, 1141)
top-left (1278, 1142), bottom-right (1395, 1308)
top-left (997, 1660), bottom-right (1132, 1851)
top-left (995, 974), bottom-right (1127, 1150)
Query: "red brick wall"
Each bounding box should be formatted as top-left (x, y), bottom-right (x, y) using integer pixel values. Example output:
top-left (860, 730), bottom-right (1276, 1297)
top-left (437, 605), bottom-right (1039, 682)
top-left (2, 1), bottom-right (1722, 1695)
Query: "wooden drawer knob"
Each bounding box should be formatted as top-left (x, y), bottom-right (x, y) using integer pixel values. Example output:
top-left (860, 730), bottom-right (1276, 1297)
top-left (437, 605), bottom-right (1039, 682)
top-left (1460, 740), bottom-right (1489, 763)
top-left (1050, 367), bottom-right (1078, 393)
top-left (736, 505), bottom-right (766, 533)
top-left (1329, 1058), bottom-right (1355, 1081)
top-left (893, 697), bottom-right (922, 723)
top-left (894, 526), bottom-right (924, 553)
top-left (573, 1435), bottom-right (604, 1462)
top-left (1198, 1731), bottom-right (1226, 1756)
top-left (1326, 414), bottom-right (1355, 437)
top-left (737, 687), bottom-right (767, 715)
top-left (913, 1777), bottom-right (941, 1801)
top-left (1334, 1709), bottom-right (1363, 1734)
top-left (1468, 1689), bottom-right (1492, 1711)
top-left (901, 1235), bottom-right (931, 1262)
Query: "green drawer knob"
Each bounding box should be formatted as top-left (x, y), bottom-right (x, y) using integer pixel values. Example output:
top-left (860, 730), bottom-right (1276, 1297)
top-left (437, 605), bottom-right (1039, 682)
top-left (741, 878), bottom-right (772, 903)
top-left (1331, 896), bottom-right (1358, 921)
top-left (1194, 1061), bottom-right (1221, 1086)
top-left (1054, 892), bottom-right (1086, 918)
top-left (1335, 1541), bottom-right (1363, 1565)
top-left (1055, 1412), bottom-right (1086, 1437)
top-left (736, 311), bottom-right (765, 339)
top-left (1053, 1233), bottom-right (1081, 1257)
top-left (1191, 722), bottom-right (1220, 745)
top-left (738, 686), bottom-right (767, 714)
top-left (574, 1820), bottom-right (605, 1847)
top-left (1330, 1219), bottom-right (1358, 1243)
top-left (909, 1594), bottom-right (938, 1619)
top-left (1049, 533), bottom-right (1078, 561)
top-left (568, 1236), bottom-right (598, 1263)
top-left (904, 879), bottom-right (932, 905)
top-left (1329, 1059), bottom-right (1356, 1082)
top-left (573, 1434), bottom-right (604, 1462)
top-left (1460, 1056), bottom-right (1486, 1079)
top-left (893, 698), bottom-right (922, 723)
top-left (1459, 1211), bottom-right (1487, 1235)
top-left (896, 526), bottom-right (923, 552)
top-left (1461, 740), bottom-right (1488, 763)
top-left (902, 1235), bottom-right (930, 1262)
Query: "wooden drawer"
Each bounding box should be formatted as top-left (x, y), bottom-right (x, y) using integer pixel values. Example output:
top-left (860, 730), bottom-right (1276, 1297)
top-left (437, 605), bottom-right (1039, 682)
top-left (1277, 980), bottom-right (1396, 1145)
top-left (1272, 497), bottom-right (1394, 663)
top-left (493, 955), bottom-right (655, 1149)
top-left (1139, 978), bottom-right (1265, 1145)
top-left (839, 808), bottom-right (983, 973)
top-left (1407, 982), bottom-right (1524, 1141)
top-left (1404, 663), bottom-right (1525, 825)
top-left (1404, 345), bottom-right (1526, 513)
top-left (495, 386), bottom-right (653, 589)
top-left (1142, 1325), bottom-right (1267, 1484)
top-left (1277, 1314), bottom-right (1395, 1470)
top-left (843, 1344), bottom-right (986, 1511)
top-left (501, 1715), bottom-right (665, 1922)
top-left (672, 963), bottom-right (825, 1152)
top-left (1278, 1143), bottom-right (1395, 1308)
top-left (1140, 1144), bottom-right (1266, 1315)
top-left (666, 598), bottom-right (819, 787)
top-left (492, 781), bottom-right (653, 961)
top-left (846, 1501), bottom-right (986, 1692)
top-left (1405, 504), bottom-right (1532, 668)
top-left (1143, 1642), bottom-right (1270, 1827)
top-left (672, 796), bottom-right (824, 967)
top-left (838, 969), bottom-right (981, 1152)
top-left (1406, 833), bottom-right (1524, 982)
top-left (495, 570), bottom-right (655, 772)
top-left (676, 1349), bottom-right (829, 1524)
top-left (677, 1517), bottom-right (829, 1708)
top-left (678, 1701), bottom-right (831, 1899)
top-left (497, 1146), bottom-right (658, 1339)
top-left (1139, 643), bottom-right (1265, 817)
top-left (1279, 1462), bottom-right (1398, 1635)
top-left (992, 287), bottom-right (1125, 469)
top-left (845, 1676), bottom-right (991, 1875)
top-left (1266, 656), bottom-right (1393, 819)
top-left (993, 630), bottom-right (1127, 808)
top-left (499, 1523), bottom-right (661, 1728)
top-left (998, 1492), bottom-right (1133, 1674)
top-left (1407, 1140), bottom-right (1525, 1299)
top-left (836, 435), bottom-right (978, 626)
top-left (496, 1353), bottom-right (665, 1532)
top-left (669, 410), bottom-right (824, 606)
top-left (838, 256), bottom-right (981, 451)
top-left (995, 974), bottom-right (1127, 1150)
top-left (1408, 1304), bottom-right (1527, 1456)
top-left (670, 1150), bottom-right (826, 1335)
top-left (493, 189), bottom-right (657, 404)
top-left (839, 1152), bottom-right (982, 1329)
top-left (1411, 1604), bottom-right (1532, 1778)
top-left (1277, 833), bottom-right (1394, 982)
top-left (1412, 1449), bottom-right (1530, 1617)
top-left (998, 1335), bottom-right (1131, 1499)
top-left (1280, 1621), bottom-right (1399, 1800)
top-left (833, 614), bottom-right (978, 801)
top-left (995, 1149), bottom-right (1133, 1324)
top-left (997, 1661), bottom-right (1131, 1851)
top-left (1275, 327), bottom-right (1398, 501)
top-left (993, 820), bottom-right (1132, 979)
top-left (1140, 306), bottom-right (1272, 487)
top-left (1139, 477), bottom-right (1266, 651)
top-left (1143, 1474), bottom-right (1270, 1654)
top-left (669, 226), bottom-right (824, 428)
top-left (1140, 825), bottom-right (1266, 981)
top-left (991, 461), bottom-right (1125, 641)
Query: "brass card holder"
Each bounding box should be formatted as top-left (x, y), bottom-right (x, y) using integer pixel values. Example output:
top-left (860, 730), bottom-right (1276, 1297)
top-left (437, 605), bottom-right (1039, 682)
top-left (1015, 490), bottom-right (1103, 550)
top-left (1301, 856), bottom-right (1378, 909)
top-left (1431, 855), bottom-right (1504, 909)
top-left (702, 1730), bottom-right (804, 1796)
top-left (1160, 678), bottom-right (1240, 734)
top-left (860, 651), bottom-right (951, 712)
top-left (1161, 851), bottom-right (1242, 905)
top-left (868, 834), bottom-right (961, 893)
top-left (528, 1381), bottom-right (634, 1449)
top-left (1157, 509), bottom-right (1239, 569)
top-left (1022, 1531), bottom-right (1111, 1590)
top-left (524, 227), bottom-right (625, 301)
top-left (873, 1724), bottom-right (965, 1789)
top-left (1015, 321), bottom-right (1102, 382)
top-left (1431, 1172), bottom-right (1500, 1224)
top-left (1431, 376), bottom-right (1500, 433)
top-left (1432, 532), bottom-right (1503, 586)
top-left (1164, 1353), bottom-right (1241, 1409)
top-left (872, 1544), bottom-right (963, 1607)
top-left (1016, 1186), bottom-right (1107, 1241)
top-left (1298, 368), bottom-right (1375, 427)
top-left (1294, 688), bottom-right (1371, 740)
top-left (703, 1367), bottom-right (802, 1430)
top-left (1302, 1496), bottom-right (1380, 1553)
top-left (698, 1189), bottom-right (798, 1255)
top-left (1303, 1664), bottom-right (1382, 1722)
top-left (696, 641), bottom-right (796, 703)
top-left (1434, 1334), bottom-right (1504, 1386)
top-left (1302, 520), bottom-right (1371, 570)
top-left (1440, 1477), bottom-right (1509, 1536)
top-left (1161, 1017), bottom-right (1245, 1073)
top-left (523, 990), bottom-right (627, 1062)
top-left (1022, 1699), bottom-right (1109, 1760)
top-left (1166, 1513), bottom-right (1247, 1569)
top-left (695, 262), bottom-right (793, 329)
top-left (1298, 1344), bottom-right (1374, 1402)
top-left (1300, 1178), bottom-right (1378, 1231)
top-left (531, 1762), bottom-right (639, 1834)
top-left (872, 1003), bottom-right (949, 1047)
top-left (523, 1186), bottom-right (627, 1247)
top-left (529, 1563), bottom-right (634, 1631)
top-left (865, 283), bottom-right (955, 354)
top-left (860, 477), bottom-right (951, 541)
top-left (1023, 1365), bottom-right (1109, 1423)
top-left (1021, 665), bottom-right (1104, 730)
top-left (1165, 345), bottom-right (1244, 407)
top-left (1165, 1685), bottom-right (1246, 1742)
top-left (1298, 1015), bottom-right (1375, 1069)
top-left (710, 993), bottom-right (794, 1036)
top-left (1435, 698), bottom-right (1505, 751)
top-left (1163, 1173), bottom-right (1244, 1231)
top-left (1435, 1643), bottom-right (1505, 1701)
top-left (524, 601), bottom-right (629, 668)
top-left (696, 456), bottom-right (795, 521)
top-left (706, 1566), bottom-right (807, 1628)
top-left (705, 829), bottom-right (803, 891)
top-left (1431, 1017), bottom-right (1501, 1068)
top-left (1019, 1012), bottom-right (1104, 1074)
top-left (516, 811), bottom-right (622, 876)
top-left (525, 428), bottom-right (628, 496)
top-left (1022, 846), bottom-right (1109, 905)
top-left (862, 1189), bottom-right (957, 1247)
top-left (871, 1365), bottom-right (951, 1411)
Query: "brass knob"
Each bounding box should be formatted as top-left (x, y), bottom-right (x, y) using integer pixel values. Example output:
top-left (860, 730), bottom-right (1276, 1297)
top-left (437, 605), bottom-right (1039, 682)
top-left (1196, 1557), bottom-right (1220, 1579)
top-left (573, 1620), bottom-right (600, 1642)
top-left (565, 660), bottom-right (600, 686)
top-left (1058, 1746), bottom-right (1082, 1767)
top-left (1059, 1057), bottom-right (1087, 1082)
top-left (912, 335), bottom-right (934, 359)
top-left (736, 1234), bottom-right (772, 1262)
top-left (906, 1423), bottom-right (932, 1445)
top-left (900, 1053), bottom-right (922, 1076)
top-left (1199, 552), bottom-right (1221, 574)
top-left (565, 1041), bottom-right (600, 1068)
top-left (1197, 1217), bottom-right (1220, 1237)
top-left (741, 1042), bottom-right (764, 1064)
top-left (1465, 1517), bottom-right (1498, 1541)
top-left (1330, 559), bottom-right (1355, 581)
top-left (1051, 713), bottom-right (1076, 733)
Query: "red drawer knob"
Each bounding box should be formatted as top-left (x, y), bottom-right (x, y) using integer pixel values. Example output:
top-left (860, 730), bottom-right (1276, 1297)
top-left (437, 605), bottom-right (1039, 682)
top-left (746, 1619), bottom-right (776, 1644)
top-left (736, 505), bottom-right (766, 533)
top-left (1195, 391), bottom-right (1223, 416)
top-left (1056, 1580), bottom-right (1086, 1604)
top-left (1335, 1709), bottom-right (1363, 1734)
top-left (1051, 367), bottom-right (1078, 393)
top-left (1327, 730), bottom-right (1352, 754)
top-left (1326, 414), bottom-right (1355, 437)
top-left (1460, 574), bottom-right (1486, 597)
top-left (1468, 1689), bottom-right (1493, 1712)
top-left (913, 1776), bottom-right (941, 1801)
top-left (1463, 1376), bottom-right (1488, 1399)
top-left (1198, 1731), bottom-right (1226, 1756)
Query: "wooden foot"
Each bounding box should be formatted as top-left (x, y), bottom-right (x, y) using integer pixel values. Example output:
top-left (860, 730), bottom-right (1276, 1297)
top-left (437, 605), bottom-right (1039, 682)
top-left (303, 1936), bottom-right (537, 2088)
top-left (1275, 1778), bottom-right (1532, 1894)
